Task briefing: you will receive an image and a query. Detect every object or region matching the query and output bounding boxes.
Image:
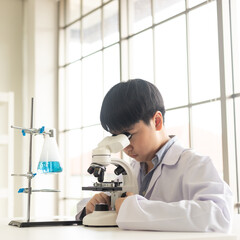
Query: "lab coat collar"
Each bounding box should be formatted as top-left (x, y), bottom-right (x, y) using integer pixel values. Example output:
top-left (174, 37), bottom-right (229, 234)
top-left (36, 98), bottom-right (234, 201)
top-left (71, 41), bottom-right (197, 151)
top-left (145, 139), bottom-right (186, 198)
top-left (161, 138), bottom-right (186, 166)
top-left (154, 135), bottom-right (177, 165)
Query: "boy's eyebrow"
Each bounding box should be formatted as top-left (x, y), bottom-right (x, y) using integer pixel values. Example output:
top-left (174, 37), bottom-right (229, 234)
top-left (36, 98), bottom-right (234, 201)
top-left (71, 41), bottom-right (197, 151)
top-left (112, 132), bottom-right (132, 140)
top-left (111, 126), bottom-right (134, 136)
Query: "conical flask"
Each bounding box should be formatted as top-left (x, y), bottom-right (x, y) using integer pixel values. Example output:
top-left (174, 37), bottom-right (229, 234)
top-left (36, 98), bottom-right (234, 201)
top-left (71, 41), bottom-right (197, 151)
top-left (37, 134), bottom-right (63, 173)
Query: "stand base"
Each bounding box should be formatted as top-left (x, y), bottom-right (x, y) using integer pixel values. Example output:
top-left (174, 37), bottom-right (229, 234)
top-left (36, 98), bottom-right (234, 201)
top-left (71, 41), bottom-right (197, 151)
top-left (9, 219), bottom-right (82, 228)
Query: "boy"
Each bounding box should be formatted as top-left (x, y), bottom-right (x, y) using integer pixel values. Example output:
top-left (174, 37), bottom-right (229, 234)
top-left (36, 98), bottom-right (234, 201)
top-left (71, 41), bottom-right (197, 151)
top-left (76, 79), bottom-right (233, 232)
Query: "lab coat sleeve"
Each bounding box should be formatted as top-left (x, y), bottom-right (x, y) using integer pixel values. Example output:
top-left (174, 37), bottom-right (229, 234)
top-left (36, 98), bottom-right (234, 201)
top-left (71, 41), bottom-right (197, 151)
top-left (116, 195), bottom-right (231, 232)
top-left (116, 157), bottom-right (233, 232)
top-left (75, 198), bottom-right (91, 220)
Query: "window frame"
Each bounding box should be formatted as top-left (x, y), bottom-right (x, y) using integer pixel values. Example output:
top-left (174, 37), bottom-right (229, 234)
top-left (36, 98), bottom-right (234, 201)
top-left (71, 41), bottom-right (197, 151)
top-left (57, 0), bottom-right (240, 215)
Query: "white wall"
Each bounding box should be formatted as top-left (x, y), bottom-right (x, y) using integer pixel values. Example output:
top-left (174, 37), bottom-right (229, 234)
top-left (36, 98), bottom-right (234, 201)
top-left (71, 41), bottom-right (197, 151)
top-left (30, 0), bottom-right (59, 218)
top-left (0, 0), bottom-right (59, 219)
top-left (0, 0), bottom-right (24, 218)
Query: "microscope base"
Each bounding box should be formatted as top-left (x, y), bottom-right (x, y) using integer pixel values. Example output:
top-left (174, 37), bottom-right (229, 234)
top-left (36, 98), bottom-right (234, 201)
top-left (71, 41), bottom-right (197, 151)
top-left (83, 210), bottom-right (118, 227)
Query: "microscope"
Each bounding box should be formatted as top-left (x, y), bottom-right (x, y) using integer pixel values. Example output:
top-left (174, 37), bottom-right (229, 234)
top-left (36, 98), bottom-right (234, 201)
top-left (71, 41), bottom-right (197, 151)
top-left (82, 133), bottom-right (138, 227)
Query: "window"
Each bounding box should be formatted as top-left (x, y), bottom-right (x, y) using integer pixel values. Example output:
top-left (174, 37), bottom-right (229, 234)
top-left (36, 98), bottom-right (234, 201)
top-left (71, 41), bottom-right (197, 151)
top-left (154, 15), bottom-right (188, 109)
top-left (229, 0), bottom-right (240, 212)
top-left (58, 0), bottom-right (120, 215)
top-left (58, 0), bottom-right (240, 215)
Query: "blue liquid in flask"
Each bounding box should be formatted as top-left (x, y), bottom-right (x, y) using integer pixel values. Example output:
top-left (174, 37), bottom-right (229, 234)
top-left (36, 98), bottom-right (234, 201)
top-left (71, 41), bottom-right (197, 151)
top-left (37, 161), bottom-right (63, 173)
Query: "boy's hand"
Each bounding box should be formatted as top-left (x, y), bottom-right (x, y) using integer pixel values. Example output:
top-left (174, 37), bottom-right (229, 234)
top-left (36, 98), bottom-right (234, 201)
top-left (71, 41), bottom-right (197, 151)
top-left (115, 192), bottom-right (134, 214)
top-left (86, 192), bottom-right (111, 215)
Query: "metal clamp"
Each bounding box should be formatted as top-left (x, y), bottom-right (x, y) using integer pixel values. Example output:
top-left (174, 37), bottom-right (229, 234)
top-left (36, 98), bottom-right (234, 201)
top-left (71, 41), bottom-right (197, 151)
top-left (11, 173), bottom-right (37, 179)
top-left (18, 188), bottom-right (60, 193)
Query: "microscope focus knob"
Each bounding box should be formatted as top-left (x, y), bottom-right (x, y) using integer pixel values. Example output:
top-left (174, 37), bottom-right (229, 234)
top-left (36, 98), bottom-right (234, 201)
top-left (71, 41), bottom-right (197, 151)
top-left (94, 203), bottom-right (109, 211)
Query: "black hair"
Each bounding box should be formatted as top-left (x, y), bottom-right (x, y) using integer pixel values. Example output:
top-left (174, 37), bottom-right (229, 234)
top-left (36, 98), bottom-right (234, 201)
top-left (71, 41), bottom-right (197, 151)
top-left (100, 79), bottom-right (165, 133)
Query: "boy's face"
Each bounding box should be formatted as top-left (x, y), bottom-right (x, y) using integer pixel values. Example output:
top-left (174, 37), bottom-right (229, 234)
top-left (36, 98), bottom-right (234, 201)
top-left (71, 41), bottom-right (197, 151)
top-left (117, 112), bottom-right (164, 163)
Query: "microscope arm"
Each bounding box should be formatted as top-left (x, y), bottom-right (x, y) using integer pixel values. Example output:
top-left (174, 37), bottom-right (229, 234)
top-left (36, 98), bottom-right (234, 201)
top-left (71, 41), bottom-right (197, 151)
top-left (111, 158), bottom-right (138, 194)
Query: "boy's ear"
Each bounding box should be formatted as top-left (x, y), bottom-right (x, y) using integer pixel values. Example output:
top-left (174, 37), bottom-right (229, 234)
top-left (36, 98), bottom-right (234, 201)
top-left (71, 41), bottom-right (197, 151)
top-left (154, 111), bottom-right (163, 131)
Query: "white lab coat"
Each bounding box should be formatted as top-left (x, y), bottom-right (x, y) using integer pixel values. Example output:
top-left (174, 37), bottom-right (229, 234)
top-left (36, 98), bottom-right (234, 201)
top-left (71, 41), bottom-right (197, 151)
top-left (116, 140), bottom-right (233, 232)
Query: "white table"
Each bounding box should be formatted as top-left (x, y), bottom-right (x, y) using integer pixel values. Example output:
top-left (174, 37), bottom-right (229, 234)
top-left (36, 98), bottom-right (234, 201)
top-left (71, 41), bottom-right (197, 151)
top-left (0, 219), bottom-right (238, 240)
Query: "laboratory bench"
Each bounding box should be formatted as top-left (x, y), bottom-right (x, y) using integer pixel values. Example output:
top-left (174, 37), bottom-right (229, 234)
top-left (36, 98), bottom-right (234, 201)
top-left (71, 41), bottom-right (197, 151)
top-left (0, 218), bottom-right (239, 240)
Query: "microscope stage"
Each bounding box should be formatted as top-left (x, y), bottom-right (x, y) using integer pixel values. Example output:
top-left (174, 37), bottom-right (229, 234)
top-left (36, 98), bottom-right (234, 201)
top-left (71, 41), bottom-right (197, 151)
top-left (82, 186), bottom-right (122, 191)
